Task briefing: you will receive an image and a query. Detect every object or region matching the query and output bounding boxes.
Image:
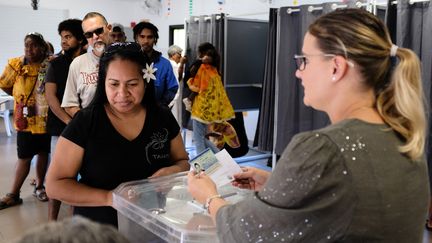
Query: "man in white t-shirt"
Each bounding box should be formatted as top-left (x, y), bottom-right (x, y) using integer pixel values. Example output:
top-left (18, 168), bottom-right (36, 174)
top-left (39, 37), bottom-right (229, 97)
top-left (61, 12), bottom-right (112, 117)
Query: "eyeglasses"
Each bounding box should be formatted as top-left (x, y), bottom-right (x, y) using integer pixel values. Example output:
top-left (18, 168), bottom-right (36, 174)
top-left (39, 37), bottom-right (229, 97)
top-left (103, 42), bottom-right (142, 56)
top-left (294, 54), bottom-right (335, 71)
top-left (83, 27), bottom-right (105, 39)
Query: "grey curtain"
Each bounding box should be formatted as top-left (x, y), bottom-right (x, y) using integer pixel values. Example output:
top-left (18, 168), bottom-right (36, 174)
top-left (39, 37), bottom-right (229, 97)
top-left (390, 0), bottom-right (432, 187)
top-left (274, 4), bottom-right (334, 155)
top-left (256, 8), bottom-right (278, 151)
top-left (396, 0), bottom-right (432, 103)
top-left (185, 14), bottom-right (224, 71)
top-left (255, 1), bottom-right (370, 156)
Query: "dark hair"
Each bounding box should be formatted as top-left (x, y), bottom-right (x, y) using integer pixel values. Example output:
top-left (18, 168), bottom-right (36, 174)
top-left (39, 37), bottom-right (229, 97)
top-left (198, 42), bottom-right (220, 71)
top-left (24, 32), bottom-right (48, 57)
top-left (112, 26), bottom-right (123, 33)
top-left (58, 18), bottom-right (87, 47)
top-left (90, 42), bottom-right (157, 110)
top-left (189, 59), bottom-right (203, 77)
top-left (46, 41), bottom-right (54, 55)
top-left (133, 22), bottom-right (159, 44)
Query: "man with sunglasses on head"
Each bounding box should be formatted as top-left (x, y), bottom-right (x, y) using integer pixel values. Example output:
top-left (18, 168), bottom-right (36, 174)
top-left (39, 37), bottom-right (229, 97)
top-left (61, 12), bottom-right (112, 118)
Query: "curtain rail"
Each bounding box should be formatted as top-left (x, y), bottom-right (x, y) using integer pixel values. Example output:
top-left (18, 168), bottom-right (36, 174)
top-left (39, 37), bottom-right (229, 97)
top-left (287, 1), bottom-right (368, 14)
top-left (193, 15), bottom-right (222, 22)
top-left (391, 0), bottom-right (430, 4)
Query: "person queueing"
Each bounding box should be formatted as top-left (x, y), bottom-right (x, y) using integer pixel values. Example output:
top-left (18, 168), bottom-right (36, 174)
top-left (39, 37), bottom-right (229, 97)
top-left (0, 32), bottom-right (51, 209)
top-left (167, 44), bottom-right (187, 125)
top-left (45, 19), bottom-right (87, 221)
top-left (61, 12), bottom-right (112, 118)
top-left (46, 42), bottom-right (190, 227)
top-left (110, 23), bottom-right (127, 43)
top-left (187, 42), bottom-right (235, 153)
top-left (133, 21), bottom-right (178, 107)
top-left (188, 8), bottom-right (429, 242)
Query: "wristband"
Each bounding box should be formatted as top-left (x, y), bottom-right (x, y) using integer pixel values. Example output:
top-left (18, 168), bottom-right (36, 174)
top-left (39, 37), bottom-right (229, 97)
top-left (204, 194), bottom-right (221, 214)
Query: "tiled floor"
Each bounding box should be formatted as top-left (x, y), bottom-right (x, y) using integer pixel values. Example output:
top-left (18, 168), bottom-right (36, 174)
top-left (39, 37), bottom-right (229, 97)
top-left (0, 115), bottom-right (431, 242)
top-left (0, 124), bottom-right (71, 243)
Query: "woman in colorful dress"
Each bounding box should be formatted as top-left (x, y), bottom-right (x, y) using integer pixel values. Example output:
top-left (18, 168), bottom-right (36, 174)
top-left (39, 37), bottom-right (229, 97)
top-left (187, 42), bottom-right (235, 154)
top-left (0, 32), bottom-right (51, 209)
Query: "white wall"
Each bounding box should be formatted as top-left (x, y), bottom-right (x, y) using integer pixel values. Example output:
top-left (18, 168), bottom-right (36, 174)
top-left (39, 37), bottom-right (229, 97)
top-left (0, 0), bottom-right (349, 142)
top-left (0, 0), bottom-right (345, 60)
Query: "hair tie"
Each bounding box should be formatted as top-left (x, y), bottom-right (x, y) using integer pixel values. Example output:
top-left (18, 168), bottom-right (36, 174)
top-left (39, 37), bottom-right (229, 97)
top-left (390, 44), bottom-right (398, 57)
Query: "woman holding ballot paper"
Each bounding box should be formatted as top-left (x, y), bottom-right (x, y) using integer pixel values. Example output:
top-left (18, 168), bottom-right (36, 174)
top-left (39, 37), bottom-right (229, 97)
top-left (187, 8), bottom-right (428, 242)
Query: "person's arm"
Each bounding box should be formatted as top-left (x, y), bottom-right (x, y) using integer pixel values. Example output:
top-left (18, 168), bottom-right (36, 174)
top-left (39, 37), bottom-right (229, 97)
top-left (45, 82), bottom-right (72, 124)
top-left (64, 107), bottom-right (81, 117)
top-left (187, 171), bottom-right (228, 222)
top-left (0, 58), bottom-right (20, 95)
top-left (231, 167), bottom-right (271, 191)
top-left (187, 166), bottom-right (271, 221)
top-left (61, 60), bottom-right (81, 117)
top-left (163, 64), bottom-right (179, 105)
top-left (45, 136), bottom-right (112, 207)
top-left (149, 132), bottom-right (190, 178)
top-left (178, 56), bottom-right (187, 81)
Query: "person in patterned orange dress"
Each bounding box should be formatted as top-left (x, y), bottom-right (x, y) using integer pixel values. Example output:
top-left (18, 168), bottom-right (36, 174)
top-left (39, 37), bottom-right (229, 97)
top-left (0, 32), bottom-right (51, 209)
top-left (187, 42), bottom-right (235, 153)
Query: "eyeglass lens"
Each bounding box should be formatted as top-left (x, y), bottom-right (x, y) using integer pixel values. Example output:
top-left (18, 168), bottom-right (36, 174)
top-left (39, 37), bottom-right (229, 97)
top-left (84, 27), bottom-right (104, 39)
top-left (294, 56), bottom-right (306, 71)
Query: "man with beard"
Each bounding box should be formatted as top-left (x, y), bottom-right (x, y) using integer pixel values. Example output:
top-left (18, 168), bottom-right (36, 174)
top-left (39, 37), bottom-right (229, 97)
top-left (44, 18), bottom-right (87, 221)
top-left (133, 21), bottom-right (178, 107)
top-left (61, 12), bottom-right (112, 117)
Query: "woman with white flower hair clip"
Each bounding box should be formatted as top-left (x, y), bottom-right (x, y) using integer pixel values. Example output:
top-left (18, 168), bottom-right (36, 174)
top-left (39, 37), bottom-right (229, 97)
top-left (46, 42), bottom-right (190, 227)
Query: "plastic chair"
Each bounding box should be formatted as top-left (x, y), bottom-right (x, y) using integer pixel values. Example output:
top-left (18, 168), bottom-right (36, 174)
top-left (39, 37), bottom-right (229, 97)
top-left (0, 96), bottom-right (13, 137)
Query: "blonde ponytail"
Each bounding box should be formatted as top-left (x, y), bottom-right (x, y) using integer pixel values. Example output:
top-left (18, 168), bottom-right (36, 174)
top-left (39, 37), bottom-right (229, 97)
top-left (376, 47), bottom-right (426, 160)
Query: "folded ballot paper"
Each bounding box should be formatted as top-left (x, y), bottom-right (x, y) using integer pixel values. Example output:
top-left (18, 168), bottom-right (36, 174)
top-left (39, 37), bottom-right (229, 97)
top-left (189, 148), bottom-right (243, 187)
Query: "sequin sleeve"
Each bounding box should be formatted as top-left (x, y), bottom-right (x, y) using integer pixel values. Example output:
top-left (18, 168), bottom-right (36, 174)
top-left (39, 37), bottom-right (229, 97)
top-left (216, 132), bottom-right (356, 242)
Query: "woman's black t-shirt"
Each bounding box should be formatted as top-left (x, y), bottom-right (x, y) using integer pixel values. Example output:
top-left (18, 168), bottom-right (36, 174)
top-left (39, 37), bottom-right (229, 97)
top-left (61, 104), bottom-right (180, 226)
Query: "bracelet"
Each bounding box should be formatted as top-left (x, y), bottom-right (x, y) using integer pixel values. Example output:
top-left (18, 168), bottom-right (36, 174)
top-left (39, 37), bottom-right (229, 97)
top-left (204, 194), bottom-right (221, 214)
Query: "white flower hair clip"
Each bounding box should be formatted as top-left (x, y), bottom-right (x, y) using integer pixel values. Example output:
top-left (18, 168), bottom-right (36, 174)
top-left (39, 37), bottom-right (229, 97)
top-left (143, 63), bottom-right (157, 83)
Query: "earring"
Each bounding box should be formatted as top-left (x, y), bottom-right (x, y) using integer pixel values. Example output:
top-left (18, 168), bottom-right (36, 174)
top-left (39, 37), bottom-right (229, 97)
top-left (332, 76), bottom-right (336, 81)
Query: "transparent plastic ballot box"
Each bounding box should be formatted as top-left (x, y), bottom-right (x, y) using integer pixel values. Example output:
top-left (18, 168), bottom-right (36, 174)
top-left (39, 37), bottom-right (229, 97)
top-left (112, 171), bottom-right (251, 243)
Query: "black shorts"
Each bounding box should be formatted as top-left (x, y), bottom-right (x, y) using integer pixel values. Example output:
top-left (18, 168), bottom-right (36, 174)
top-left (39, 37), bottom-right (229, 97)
top-left (17, 132), bottom-right (51, 159)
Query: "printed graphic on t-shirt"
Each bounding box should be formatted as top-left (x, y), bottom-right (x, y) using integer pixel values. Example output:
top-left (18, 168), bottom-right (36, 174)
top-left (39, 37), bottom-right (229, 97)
top-left (80, 71), bottom-right (98, 85)
top-left (145, 128), bottom-right (169, 164)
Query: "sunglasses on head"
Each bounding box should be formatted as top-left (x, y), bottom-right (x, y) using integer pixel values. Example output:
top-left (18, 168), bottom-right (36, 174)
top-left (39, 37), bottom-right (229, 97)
top-left (103, 42), bottom-right (142, 56)
top-left (26, 32), bottom-right (44, 40)
top-left (83, 27), bottom-right (105, 39)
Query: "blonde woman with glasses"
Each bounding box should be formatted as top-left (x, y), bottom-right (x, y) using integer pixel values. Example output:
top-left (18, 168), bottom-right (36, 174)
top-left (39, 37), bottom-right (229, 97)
top-left (187, 8), bottom-right (428, 242)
